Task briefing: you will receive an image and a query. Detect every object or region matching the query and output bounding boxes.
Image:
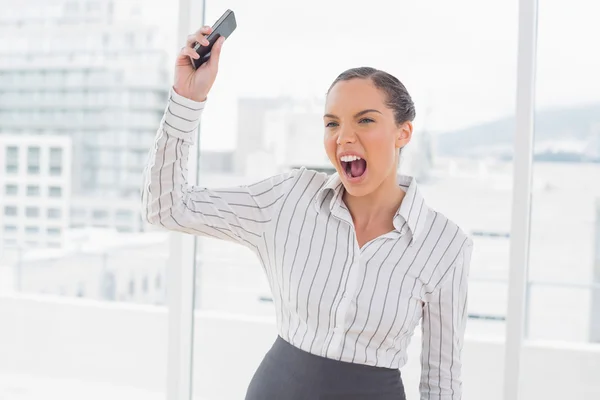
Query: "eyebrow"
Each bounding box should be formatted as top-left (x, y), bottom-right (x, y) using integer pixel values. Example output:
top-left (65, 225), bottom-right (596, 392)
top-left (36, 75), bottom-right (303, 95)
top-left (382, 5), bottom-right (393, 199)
top-left (323, 109), bottom-right (382, 119)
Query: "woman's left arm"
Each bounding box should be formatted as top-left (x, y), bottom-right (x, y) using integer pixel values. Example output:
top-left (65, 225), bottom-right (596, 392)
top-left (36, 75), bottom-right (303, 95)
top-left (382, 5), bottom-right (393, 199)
top-left (420, 238), bottom-right (474, 400)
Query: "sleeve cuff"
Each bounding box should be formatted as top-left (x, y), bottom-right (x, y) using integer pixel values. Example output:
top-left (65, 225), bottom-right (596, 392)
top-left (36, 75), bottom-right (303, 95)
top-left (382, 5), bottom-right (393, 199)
top-left (163, 88), bottom-right (206, 140)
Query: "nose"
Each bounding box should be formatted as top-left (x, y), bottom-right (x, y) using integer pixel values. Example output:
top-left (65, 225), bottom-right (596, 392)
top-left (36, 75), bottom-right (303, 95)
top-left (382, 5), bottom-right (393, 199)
top-left (336, 125), bottom-right (357, 145)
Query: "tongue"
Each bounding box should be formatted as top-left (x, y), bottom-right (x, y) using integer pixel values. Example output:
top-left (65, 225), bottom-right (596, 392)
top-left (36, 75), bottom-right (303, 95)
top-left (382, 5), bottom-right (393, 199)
top-left (350, 159), bottom-right (366, 178)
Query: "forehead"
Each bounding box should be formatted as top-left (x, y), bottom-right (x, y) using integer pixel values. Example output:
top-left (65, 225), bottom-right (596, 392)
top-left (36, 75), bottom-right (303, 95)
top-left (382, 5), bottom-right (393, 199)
top-left (325, 78), bottom-right (387, 112)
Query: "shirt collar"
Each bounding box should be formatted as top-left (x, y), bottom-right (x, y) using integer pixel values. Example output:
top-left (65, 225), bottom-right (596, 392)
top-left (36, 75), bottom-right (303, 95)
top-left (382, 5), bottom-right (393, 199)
top-left (314, 173), bottom-right (430, 240)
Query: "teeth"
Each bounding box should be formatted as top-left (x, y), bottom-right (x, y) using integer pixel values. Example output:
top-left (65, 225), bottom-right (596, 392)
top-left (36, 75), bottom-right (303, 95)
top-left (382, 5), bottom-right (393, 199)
top-left (340, 155), bottom-right (361, 162)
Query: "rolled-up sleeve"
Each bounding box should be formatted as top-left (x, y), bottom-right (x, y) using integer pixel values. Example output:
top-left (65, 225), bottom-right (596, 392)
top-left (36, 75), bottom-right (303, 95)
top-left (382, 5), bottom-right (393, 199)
top-left (420, 238), bottom-right (473, 400)
top-left (141, 88), bottom-right (299, 249)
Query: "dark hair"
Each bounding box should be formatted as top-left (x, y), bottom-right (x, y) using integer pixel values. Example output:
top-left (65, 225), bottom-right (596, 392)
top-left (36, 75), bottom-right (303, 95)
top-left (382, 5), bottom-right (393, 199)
top-left (327, 67), bottom-right (416, 125)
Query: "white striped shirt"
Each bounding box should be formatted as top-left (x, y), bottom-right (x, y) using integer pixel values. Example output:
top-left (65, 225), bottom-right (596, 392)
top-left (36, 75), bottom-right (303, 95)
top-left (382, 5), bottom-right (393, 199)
top-left (142, 89), bottom-right (474, 399)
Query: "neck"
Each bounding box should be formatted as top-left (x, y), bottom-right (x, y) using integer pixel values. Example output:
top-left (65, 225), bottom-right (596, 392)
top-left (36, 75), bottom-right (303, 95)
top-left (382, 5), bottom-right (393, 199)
top-left (342, 170), bottom-right (405, 229)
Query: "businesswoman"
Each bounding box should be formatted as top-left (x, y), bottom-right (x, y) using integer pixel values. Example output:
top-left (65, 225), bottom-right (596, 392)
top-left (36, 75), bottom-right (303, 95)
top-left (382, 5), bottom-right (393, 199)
top-left (142, 25), bottom-right (473, 400)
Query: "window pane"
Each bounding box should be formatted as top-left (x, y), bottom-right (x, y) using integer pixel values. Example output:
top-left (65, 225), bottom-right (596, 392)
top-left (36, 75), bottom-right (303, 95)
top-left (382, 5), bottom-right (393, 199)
top-left (523, 0), bottom-right (600, 397)
top-left (27, 185), bottom-right (40, 196)
top-left (5, 146), bottom-right (18, 173)
top-left (4, 206), bottom-right (18, 217)
top-left (27, 146), bottom-right (40, 175)
top-left (92, 209), bottom-right (108, 219)
top-left (25, 207), bottom-right (39, 218)
top-left (25, 226), bottom-right (39, 234)
top-left (47, 227), bottom-right (61, 236)
top-left (5, 184), bottom-right (18, 195)
top-left (0, 2), bottom-right (177, 398)
top-left (49, 186), bottom-right (62, 197)
top-left (4, 225), bottom-right (18, 233)
top-left (192, 1), bottom-right (516, 399)
top-left (49, 147), bottom-right (63, 176)
top-left (48, 208), bottom-right (62, 219)
top-left (116, 210), bottom-right (133, 220)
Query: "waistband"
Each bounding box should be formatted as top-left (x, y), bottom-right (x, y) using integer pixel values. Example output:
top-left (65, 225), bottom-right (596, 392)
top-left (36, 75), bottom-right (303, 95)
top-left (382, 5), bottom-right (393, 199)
top-left (267, 335), bottom-right (400, 381)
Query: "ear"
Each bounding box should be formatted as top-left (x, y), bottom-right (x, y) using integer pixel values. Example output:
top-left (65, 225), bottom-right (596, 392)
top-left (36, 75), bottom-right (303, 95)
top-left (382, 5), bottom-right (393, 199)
top-left (395, 121), bottom-right (413, 150)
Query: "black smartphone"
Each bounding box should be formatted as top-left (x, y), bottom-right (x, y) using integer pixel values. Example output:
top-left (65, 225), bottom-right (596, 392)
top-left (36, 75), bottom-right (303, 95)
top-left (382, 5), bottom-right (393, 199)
top-left (191, 9), bottom-right (237, 69)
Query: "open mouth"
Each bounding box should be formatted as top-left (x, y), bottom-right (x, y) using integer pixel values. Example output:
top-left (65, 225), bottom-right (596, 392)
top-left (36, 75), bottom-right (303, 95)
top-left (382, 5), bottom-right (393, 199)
top-left (340, 155), bottom-right (367, 180)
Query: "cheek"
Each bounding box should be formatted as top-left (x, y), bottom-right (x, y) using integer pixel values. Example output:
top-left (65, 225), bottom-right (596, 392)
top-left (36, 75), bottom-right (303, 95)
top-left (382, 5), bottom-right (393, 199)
top-left (324, 134), bottom-right (337, 161)
top-left (364, 130), bottom-right (396, 167)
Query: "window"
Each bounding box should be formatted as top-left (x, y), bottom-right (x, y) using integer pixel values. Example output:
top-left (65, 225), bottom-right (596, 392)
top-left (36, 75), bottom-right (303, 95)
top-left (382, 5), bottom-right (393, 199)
top-left (4, 206), bottom-right (17, 216)
top-left (116, 210), bottom-right (133, 221)
top-left (49, 186), bottom-right (62, 197)
top-left (25, 226), bottom-right (39, 234)
top-left (93, 209), bottom-right (108, 219)
top-left (70, 208), bottom-right (86, 218)
top-left (27, 146), bottom-right (40, 175)
top-left (48, 208), bottom-right (62, 219)
top-left (49, 147), bottom-right (63, 176)
top-left (5, 184), bottom-right (18, 195)
top-left (4, 225), bottom-right (17, 233)
top-left (27, 185), bottom-right (40, 196)
top-left (5, 146), bottom-right (18, 173)
top-left (47, 227), bottom-right (61, 236)
top-left (25, 207), bottom-right (39, 218)
top-left (128, 279), bottom-right (135, 296)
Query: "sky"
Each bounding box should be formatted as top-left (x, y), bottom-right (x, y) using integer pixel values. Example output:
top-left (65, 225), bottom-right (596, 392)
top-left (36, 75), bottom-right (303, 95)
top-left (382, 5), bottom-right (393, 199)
top-left (103, 0), bottom-right (600, 150)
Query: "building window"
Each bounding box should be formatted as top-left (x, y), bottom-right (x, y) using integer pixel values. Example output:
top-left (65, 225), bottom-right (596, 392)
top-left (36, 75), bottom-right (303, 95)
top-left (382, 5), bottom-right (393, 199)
top-left (47, 227), bottom-right (61, 236)
top-left (27, 185), bottom-right (40, 197)
top-left (25, 226), bottom-right (39, 234)
top-left (49, 186), bottom-right (62, 197)
top-left (128, 279), bottom-right (135, 296)
top-left (116, 210), bottom-right (133, 222)
top-left (3, 225), bottom-right (17, 233)
top-left (93, 210), bottom-right (108, 219)
top-left (49, 147), bottom-right (63, 176)
top-left (5, 146), bottom-right (18, 174)
top-left (48, 208), bottom-right (62, 219)
top-left (26, 207), bottom-right (39, 218)
top-left (27, 146), bottom-right (40, 175)
top-left (5, 184), bottom-right (18, 196)
top-left (71, 208), bottom-right (86, 218)
top-left (50, 166), bottom-right (62, 176)
top-left (4, 206), bottom-right (17, 217)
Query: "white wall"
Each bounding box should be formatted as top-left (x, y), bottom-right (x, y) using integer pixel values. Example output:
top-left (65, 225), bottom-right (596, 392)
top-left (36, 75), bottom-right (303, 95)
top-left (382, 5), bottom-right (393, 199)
top-left (1, 294), bottom-right (599, 400)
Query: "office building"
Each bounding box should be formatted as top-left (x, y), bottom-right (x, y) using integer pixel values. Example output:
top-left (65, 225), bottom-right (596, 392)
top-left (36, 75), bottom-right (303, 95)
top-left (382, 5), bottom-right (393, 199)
top-left (0, 134), bottom-right (72, 249)
top-left (0, 0), bottom-right (173, 232)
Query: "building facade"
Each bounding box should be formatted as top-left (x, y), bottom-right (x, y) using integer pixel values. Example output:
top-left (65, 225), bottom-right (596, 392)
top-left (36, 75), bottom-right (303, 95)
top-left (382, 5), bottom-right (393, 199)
top-left (0, 0), bottom-right (173, 234)
top-left (0, 134), bottom-right (72, 249)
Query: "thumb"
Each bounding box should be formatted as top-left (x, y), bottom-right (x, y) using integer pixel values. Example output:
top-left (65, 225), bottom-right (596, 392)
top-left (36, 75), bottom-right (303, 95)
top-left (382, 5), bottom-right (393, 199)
top-left (207, 36), bottom-right (225, 69)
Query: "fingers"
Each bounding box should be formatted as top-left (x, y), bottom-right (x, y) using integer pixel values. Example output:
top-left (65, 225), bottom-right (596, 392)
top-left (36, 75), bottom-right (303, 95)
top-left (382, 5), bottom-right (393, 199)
top-left (178, 45), bottom-right (200, 61)
top-left (186, 25), bottom-right (212, 47)
top-left (206, 36), bottom-right (225, 69)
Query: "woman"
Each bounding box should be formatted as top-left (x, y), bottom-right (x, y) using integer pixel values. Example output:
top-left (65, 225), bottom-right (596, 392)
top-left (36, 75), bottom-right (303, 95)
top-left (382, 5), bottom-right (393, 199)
top-left (142, 25), bottom-right (473, 400)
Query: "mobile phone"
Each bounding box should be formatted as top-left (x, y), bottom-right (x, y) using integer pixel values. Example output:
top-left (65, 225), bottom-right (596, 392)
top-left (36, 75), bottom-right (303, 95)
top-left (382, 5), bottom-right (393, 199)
top-left (191, 9), bottom-right (237, 69)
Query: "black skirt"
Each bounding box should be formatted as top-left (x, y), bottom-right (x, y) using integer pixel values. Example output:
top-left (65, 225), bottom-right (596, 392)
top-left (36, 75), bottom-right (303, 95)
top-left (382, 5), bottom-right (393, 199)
top-left (245, 336), bottom-right (406, 400)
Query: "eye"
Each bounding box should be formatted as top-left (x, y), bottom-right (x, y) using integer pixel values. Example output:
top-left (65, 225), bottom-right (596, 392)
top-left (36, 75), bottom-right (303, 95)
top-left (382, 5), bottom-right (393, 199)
top-left (325, 121), bottom-right (339, 128)
top-left (359, 118), bottom-right (375, 124)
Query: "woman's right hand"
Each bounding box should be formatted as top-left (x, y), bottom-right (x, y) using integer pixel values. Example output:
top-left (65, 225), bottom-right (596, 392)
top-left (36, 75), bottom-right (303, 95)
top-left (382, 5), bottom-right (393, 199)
top-left (173, 25), bottom-right (226, 102)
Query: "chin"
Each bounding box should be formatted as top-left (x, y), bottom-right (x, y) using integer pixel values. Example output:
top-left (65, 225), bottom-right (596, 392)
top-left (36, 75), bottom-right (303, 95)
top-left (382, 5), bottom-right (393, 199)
top-left (342, 185), bottom-right (373, 198)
